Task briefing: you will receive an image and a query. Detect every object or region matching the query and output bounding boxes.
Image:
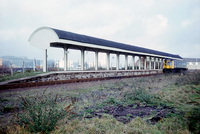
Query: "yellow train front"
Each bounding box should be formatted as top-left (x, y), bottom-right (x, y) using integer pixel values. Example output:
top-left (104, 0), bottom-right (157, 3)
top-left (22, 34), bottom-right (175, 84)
top-left (163, 59), bottom-right (188, 73)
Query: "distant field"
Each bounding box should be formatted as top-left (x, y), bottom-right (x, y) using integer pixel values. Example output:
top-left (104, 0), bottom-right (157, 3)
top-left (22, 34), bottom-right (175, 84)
top-left (0, 71), bottom-right (200, 134)
top-left (0, 70), bottom-right (43, 82)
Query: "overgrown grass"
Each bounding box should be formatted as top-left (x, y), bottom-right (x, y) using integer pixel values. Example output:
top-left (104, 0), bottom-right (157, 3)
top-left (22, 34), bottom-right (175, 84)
top-left (0, 70), bottom-right (43, 82)
top-left (47, 116), bottom-right (189, 134)
top-left (1, 71), bottom-right (200, 134)
top-left (123, 87), bottom-right (156, 105)
top-left (16, 91), bottom-right (75, 133)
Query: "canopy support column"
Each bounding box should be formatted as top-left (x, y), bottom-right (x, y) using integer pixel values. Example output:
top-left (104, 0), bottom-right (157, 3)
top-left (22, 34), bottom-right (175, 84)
top-left (144, 56), bottom-right (147, 70)
top-left (64, 47), bottom-right (68, 71)
top-left (81, 49), bottom-right (85, 70)
top-left (125, 54), bottom-right (128, 70)
top-left (106, 52), bottom-right (110, 70)
top-left (116, 53), bottom-right (119, 70)
top-left (139, 56), bottom-right (141, 70)
top-left (132, 55), bottom-right (135, 70)
top-left (149, 57), bottom-right (152, 70)
top-left (95, 51), bottom-right (98, 70)
top-left (43, 49), bottom-right (48, 72)
top-left (161, 58), bottom-right (163, 69)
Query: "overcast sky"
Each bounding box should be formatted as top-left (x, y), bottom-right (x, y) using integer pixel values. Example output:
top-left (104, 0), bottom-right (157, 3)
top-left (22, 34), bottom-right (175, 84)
top-left (0, 0), bottom-right (200, 61)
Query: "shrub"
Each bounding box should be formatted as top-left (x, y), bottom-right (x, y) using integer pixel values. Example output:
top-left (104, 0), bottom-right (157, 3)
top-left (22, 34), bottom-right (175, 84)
top-left (17, 92), bottom-right (74, 133)
top-left (123, 87), bottom-right (156, 104)
top-left (187, 107), bottom-right (200, 134)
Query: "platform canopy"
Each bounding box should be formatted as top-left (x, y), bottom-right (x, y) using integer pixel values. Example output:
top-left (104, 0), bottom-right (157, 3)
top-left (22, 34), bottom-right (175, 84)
top-left (28, 26), bottom-right (182, 60)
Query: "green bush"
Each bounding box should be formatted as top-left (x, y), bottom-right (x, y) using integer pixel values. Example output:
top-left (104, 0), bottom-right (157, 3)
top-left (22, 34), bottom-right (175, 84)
top-left (187, 107), bottom-right (200, 134)
top-left (17, 93), bottom-right (74, 133)
top-left (123, 87), bottom-right (156, 104)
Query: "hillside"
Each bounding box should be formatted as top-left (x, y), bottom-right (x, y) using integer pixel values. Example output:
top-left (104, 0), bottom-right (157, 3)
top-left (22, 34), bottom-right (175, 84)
top-left (0, 56), bottom-right (54, 68)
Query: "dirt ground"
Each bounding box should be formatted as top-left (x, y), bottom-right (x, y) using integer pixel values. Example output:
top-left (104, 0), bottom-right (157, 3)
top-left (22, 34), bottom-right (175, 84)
top-left (85, 104), bottom-right (176, 124)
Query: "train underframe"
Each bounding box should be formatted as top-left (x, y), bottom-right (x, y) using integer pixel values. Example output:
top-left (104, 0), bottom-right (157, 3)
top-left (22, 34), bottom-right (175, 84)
top-left (163, 68), bottom-right (188, 73)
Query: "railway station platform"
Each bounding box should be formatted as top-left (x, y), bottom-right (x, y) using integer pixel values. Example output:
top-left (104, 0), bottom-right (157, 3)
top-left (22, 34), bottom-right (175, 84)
top-left (0, 69), bottom-right (162, 90)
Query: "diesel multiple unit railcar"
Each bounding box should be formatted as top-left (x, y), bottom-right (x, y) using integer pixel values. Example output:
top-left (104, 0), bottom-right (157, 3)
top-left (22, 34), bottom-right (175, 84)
top-left (163, 59), bottom-right (188, 73)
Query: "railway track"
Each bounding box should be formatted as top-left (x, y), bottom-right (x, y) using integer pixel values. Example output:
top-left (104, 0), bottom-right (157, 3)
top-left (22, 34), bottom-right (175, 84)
top-left (0, 73), bottom-right (162, 90)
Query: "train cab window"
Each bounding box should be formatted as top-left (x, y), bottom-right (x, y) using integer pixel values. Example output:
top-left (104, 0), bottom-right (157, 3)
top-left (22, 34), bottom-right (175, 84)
top-left (166, 61), bottom-right (172, 66)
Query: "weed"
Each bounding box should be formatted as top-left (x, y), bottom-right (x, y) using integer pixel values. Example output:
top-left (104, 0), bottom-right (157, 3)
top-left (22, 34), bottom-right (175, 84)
top-left (16, 92), bottom-right (74, 133)
top-left (85, 113), bottom-right (93, 118)
top-left (155, 116), bottom-right (188, 134)
top-left (103, 97), bottom-right (122, 105)
top-left (123, 87), bottom-right (156, 105)
top-left (1, 104), bottom-right (15, 113)
top-left (0, 71), bottom-right (43, 82)
top-left (176, 71), bottom-right (200, 86)
top-left (126, 114), bottom-right (132, 117)
top-left (119, 114), bottom-right (132, 120)
top-left (0, 98), bottom-right (8, 102)
top-left (99, 87), bottom-right (104, 90)
top-left (131, 105), bottom-right (137, 108)
top-left (186, 107), bottom-right (200, 133)
top-left (95, 103), bottom-right (105, 109)
top-left (85, 108), bottom-right (94, 113)
top-left (70, 96), bottom-right (80, 104)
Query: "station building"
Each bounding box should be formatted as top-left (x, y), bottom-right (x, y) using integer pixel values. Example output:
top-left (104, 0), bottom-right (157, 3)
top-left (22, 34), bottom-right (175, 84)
top-left (183, 58), bottom-right (200, 70)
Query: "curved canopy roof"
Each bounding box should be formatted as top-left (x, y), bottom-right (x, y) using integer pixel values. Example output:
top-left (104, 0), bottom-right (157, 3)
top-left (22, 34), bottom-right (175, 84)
top-left (28, 27), bottom-right (182, 60)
